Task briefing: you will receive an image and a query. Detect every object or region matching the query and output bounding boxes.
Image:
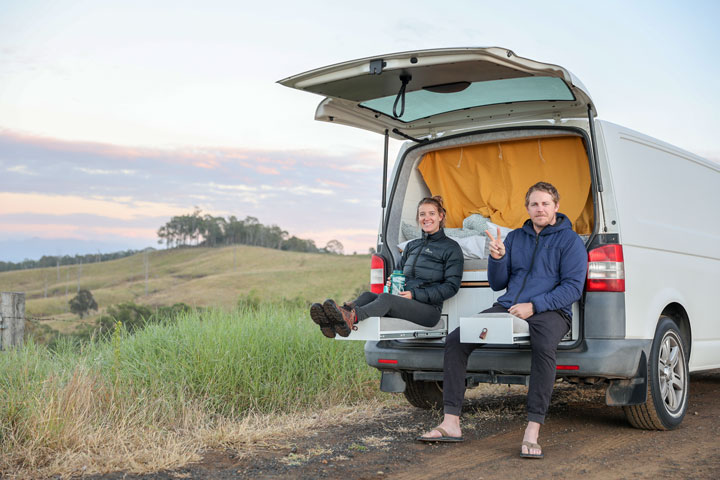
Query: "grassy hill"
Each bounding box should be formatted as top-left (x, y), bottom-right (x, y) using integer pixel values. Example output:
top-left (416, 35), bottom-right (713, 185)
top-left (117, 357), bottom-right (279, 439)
top-left (0, 245), bottom-right (371, 334)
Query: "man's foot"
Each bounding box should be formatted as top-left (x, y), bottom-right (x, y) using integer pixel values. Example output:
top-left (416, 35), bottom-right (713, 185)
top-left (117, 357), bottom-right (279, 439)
top-left (310, 303), bottom-right (335, 338)
top-left (322, 299), bottom-right (356, 337)
top-left (416, 425), bottom-right (463, 443)
top-left (521, 421), bottom-right (543, 458)
top-left (417, 415), bottom-right (462, 442)
top-left (520, 441), bottom-right (544, 458)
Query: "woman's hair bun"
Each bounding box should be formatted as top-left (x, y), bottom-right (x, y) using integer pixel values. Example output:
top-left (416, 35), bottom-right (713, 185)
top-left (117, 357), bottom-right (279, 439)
top-left (431, 195), bottom-right (444, 208)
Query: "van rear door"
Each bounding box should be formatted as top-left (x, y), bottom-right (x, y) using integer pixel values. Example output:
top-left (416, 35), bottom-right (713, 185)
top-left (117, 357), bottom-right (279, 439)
top-left (278, 47), bottom-right (596, 138)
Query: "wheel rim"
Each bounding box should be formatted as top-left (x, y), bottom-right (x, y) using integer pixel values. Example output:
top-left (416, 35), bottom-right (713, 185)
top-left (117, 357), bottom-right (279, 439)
top-left (657, 331), bottom-right (686, 416)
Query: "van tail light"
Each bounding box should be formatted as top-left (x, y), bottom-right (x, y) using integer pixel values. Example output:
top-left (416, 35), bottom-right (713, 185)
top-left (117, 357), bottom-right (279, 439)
top-left (586, 244), bottom-right (625, 292)
top-left (370, 254), bottom-right (386, 293)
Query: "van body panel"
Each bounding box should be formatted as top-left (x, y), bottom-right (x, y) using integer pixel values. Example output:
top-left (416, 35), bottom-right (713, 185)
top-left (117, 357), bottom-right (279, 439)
top-left (597, 121), bottom-right (720, 370)
top-left (365, 338), bottom-right (651, 379)
top-left (583, 292), bottom-right (626, 339)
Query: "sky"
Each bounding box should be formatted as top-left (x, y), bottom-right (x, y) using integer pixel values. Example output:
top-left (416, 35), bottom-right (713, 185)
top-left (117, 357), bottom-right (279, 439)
top-left (1, 0), bottom-right (718, 261)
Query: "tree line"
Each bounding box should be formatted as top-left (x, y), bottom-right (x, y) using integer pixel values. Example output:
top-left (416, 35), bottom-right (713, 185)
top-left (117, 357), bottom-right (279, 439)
top-left (1, 210), bottom-right (342, 273)
top-left (157, 209), bottom-right (342, 254)
top-left (0, 249), bottom-right (145, 273)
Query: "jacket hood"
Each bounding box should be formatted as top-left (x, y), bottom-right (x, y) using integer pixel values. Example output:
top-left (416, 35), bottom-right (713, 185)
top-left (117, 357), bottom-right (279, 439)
top-left (521, 212), bottom-right (573, 236)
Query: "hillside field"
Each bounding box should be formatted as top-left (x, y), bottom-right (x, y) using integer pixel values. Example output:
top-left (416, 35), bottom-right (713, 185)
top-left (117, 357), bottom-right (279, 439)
top-left (0, 245), bottom-right (371, 334)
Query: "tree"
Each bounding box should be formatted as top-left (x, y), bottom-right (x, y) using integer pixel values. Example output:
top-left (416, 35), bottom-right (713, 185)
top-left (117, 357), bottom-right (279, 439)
top-left (325, 239), bottom-right (344, 255)
top-left (69, 289), bottom-right (98, 319)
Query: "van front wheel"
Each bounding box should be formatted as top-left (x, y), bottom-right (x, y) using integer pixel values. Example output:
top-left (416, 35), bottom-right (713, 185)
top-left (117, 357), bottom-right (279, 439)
top-left (402, 373), bottom-right (443, 410)
top-left (623, 316), bottom-right (689, 430)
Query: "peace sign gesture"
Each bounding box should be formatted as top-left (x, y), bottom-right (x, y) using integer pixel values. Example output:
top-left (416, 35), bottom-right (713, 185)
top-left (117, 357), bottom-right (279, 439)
top-left (485, 227), bottom-right (506, 259)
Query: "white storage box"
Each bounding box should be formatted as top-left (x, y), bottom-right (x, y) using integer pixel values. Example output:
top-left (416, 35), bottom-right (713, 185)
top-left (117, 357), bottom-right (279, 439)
top-left (459, 313), bottom-right (530, 344)
top-left (335, 315), bottom-right (447, 341)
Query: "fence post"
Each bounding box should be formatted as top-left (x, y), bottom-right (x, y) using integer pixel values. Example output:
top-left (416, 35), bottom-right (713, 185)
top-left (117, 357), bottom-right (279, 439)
top-left (0, 292), bottom-right (25, 350)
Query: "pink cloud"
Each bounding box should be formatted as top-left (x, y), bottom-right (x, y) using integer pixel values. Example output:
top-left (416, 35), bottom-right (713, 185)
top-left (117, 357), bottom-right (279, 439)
top-left (255, 165), bottom-right (280, 175)
top-left (0, 222), bottom-right (157, 240)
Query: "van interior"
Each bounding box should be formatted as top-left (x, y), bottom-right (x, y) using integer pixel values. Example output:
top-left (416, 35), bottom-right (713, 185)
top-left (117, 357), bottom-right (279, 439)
top-left (394, 132), bottom-right (594, 271)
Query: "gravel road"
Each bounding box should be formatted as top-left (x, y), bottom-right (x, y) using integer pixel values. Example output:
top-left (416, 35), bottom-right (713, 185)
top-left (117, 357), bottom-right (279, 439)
top-left (90, 370), bottom-right (720, 480)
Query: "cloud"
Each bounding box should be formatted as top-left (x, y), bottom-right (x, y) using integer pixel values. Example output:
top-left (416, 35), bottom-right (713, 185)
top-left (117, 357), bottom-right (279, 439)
top-left (0, 192), bottom-right (188, 220)
top-left (0, 131), bottom-right (381, 259)
top-left (0, 221), bottom-right (158, 240)
top-left (6, 165), bottom-right (36, 175)
top-left (74, 167), bottom-right (137, 175)
top-left (256, 165), bottom-right (280, 175)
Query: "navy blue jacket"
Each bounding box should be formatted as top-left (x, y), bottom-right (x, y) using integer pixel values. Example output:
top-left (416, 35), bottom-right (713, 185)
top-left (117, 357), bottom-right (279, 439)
top-left (400, 229), bottom-right (464, 309)
top-left (488, 213), bottom-right (587, 317)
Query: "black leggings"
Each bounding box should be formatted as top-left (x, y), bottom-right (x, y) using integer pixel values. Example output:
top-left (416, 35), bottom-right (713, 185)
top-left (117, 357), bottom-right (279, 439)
top-left (352, 292), bottom-right (441, 327)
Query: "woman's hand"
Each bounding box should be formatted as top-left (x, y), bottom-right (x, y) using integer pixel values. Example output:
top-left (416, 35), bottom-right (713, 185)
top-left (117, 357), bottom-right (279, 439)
top-left (398, 290), bottom-right (413, 299)
top-left (485, 227), bottom-right (506, 260)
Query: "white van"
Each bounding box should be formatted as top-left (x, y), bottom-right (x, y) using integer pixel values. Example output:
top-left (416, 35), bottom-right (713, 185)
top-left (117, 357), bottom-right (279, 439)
top-left (279, 47), bottom-right (720, 430)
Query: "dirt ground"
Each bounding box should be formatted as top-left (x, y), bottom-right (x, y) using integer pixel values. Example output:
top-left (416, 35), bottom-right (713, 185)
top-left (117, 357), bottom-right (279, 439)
top-left (89, 370), bottom-right (720, 480)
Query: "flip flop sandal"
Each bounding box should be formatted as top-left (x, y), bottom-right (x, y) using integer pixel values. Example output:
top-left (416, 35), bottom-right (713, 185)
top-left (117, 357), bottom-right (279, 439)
top-left (416, 426), bottom-right (464, 443)
top-left (520, 440), bottom-right (544, 459)
top-left (310, 303), bottom-right (335, 338)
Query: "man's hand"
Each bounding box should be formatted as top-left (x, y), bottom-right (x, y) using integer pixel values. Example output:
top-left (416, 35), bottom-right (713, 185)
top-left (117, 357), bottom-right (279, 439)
top-left (485, 227), bottom-right (506, 259)
top-left (509, 302), bottom-right (534, 319)
top-left (398, 290), bottom-right (413, 299)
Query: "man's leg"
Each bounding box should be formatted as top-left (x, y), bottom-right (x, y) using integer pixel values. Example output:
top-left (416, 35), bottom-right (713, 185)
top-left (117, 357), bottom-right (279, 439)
top-left (522, 310), bottom-right (571, 455)
top-left (419, 305), bottom-right (507, 439)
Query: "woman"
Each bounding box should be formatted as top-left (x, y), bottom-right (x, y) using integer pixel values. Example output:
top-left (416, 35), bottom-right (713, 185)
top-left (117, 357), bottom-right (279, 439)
top-left (310, 196), bottom-right (464, 338)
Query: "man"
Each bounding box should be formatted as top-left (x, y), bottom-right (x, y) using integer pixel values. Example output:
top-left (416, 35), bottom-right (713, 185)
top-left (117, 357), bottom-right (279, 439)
top-left (418, 181), bottom-right (588, 459)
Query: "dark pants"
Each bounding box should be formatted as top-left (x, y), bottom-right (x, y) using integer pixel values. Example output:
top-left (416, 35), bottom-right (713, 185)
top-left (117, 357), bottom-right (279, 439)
top-left (442, 304), bottom-right (571, 424)
top-left (352, 292), bottom-right (441, 328)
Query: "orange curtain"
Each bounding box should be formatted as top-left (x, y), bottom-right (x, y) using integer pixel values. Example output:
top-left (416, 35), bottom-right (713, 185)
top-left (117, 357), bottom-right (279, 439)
top-left (418, 136), bottom-right (593, 234)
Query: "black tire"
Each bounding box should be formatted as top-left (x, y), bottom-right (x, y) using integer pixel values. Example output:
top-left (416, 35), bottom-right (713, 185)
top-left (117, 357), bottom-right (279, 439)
top-left (402, 373), bottom-right (443, 410)
top-left (624, 316), bottom-right (689, 430)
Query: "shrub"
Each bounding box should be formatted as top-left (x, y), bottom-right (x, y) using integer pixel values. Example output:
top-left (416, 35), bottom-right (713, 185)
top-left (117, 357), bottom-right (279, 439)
top-left (69, 289), bottom-right (98, 319)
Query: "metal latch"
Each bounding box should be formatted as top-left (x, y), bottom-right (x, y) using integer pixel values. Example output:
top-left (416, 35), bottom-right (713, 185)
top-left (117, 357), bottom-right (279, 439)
top-left (369, 59), bottom-right (385, 75)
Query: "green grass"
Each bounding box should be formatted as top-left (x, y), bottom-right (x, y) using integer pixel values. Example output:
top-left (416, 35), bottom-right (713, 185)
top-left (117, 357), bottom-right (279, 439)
top-left (0, 245), bottom-right (370, 332)
top-left (0, 303), bottom-right (380, 475)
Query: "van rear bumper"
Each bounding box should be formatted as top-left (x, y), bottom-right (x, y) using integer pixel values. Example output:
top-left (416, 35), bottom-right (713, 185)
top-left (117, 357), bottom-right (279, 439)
top-left (364, 338), bottom-right (651, 379)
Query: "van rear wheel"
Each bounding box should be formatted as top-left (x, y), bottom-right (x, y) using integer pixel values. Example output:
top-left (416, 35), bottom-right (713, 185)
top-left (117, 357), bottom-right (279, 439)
top-left (402, 373), bottom-right (443, 410)
top-left (623, 316), bottom-right (688, 430)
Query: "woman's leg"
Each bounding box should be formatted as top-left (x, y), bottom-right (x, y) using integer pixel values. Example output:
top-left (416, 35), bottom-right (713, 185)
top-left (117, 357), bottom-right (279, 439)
top-left (354, 293), bottom-right (441, 327)
top-left (351, 291), bottom-right (378, 308)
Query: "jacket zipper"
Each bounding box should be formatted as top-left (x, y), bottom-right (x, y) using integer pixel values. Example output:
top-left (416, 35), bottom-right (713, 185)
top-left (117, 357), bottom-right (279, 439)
top-left (410, 234), bottom-right (430, 279)
top-left (512, 232), bottom-right (540, 305)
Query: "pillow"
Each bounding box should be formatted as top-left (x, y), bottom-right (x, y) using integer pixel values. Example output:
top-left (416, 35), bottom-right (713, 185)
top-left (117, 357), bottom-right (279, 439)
top-left (397, 235), bottom-right (487, 259)
top-left (401, 221), bottom-right (421, 241)
top-left (455, 235), bottom-right (487, 259)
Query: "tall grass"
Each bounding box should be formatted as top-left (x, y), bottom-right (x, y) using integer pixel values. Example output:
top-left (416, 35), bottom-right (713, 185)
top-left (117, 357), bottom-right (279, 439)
top-left (0, 303), bottom-right (381, 477)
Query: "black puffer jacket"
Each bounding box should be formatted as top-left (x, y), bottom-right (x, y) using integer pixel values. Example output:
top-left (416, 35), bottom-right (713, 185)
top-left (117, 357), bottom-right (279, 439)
top-left (399, 229), bottom-right (464, 309)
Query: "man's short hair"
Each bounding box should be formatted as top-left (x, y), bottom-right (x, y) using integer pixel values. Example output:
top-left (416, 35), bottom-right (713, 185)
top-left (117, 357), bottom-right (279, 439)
top-left (525, 181), bottom-right (560, 206)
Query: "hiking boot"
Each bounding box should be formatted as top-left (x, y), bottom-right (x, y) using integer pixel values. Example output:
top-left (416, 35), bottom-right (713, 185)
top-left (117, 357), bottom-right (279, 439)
top-left (310, 303), bottom-right (336, 338)
top-left (323, 299), bottom-right (357, 337)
